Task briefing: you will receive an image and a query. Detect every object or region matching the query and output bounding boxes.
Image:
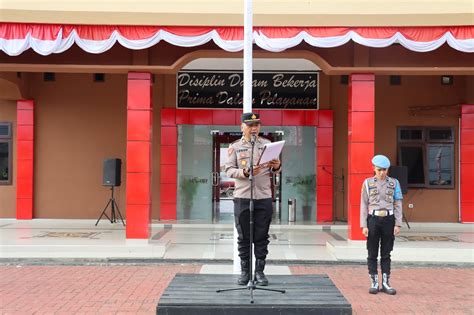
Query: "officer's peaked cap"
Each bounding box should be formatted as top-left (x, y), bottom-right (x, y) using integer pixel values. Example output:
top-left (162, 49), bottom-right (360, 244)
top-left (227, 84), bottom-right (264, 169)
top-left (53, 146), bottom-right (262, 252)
top-left (241, 112), bottom-right (261, 124)
top-left (372, 155), bottom-right (390, 168)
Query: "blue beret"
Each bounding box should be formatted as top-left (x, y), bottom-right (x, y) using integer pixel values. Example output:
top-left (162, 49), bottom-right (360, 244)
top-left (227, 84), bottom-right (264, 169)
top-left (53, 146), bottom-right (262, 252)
top-left (372, 155), bottom-right (390, 168)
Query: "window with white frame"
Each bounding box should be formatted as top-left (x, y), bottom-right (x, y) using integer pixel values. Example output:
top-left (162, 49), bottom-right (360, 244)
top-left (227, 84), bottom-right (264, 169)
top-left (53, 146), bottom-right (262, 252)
top-left (0, 123), bottom-right (12, 185)
top-left (398, 126), bottom-right (454, 189)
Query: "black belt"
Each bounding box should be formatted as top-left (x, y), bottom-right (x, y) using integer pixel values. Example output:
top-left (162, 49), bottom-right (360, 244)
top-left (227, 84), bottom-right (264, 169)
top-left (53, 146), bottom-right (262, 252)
top-left (370, 210), bottom-right (393, 217)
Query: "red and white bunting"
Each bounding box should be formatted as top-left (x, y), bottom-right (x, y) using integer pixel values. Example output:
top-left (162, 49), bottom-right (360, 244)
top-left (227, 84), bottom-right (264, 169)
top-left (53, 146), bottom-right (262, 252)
top-left (0, 23), bottom-right (472, 56)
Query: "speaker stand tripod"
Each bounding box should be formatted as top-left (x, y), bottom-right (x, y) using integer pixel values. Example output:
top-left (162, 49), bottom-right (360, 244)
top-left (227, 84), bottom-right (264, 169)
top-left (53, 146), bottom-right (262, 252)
top-left (95, 186), bottom-right (125, 226)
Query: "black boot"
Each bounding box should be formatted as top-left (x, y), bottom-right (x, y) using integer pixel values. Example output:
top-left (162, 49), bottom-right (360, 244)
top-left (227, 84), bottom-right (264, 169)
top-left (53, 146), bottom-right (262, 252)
top-left (237, 260), bottom-right (250, 285)
top-left (369, 274), bottom-right (379, 294)
top-left (381, 273), bottom-right (396, 295)
top-left (255, 259), bottom-right (268, 286)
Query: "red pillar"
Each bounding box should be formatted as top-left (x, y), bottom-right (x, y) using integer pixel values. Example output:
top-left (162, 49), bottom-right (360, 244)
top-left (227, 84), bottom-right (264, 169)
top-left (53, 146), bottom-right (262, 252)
top-left (317, 110), bottom-right (334, 222)
top-left (347, 74), bottom-right (375, 240)
top-left (126, 73), bottom-right (152, 239)
top-left (460, 104), bottom-right (474, 223)
top-left (16, 100), bottom-right (35, 220)
top-left (160, 108), bottom-right (177, 220)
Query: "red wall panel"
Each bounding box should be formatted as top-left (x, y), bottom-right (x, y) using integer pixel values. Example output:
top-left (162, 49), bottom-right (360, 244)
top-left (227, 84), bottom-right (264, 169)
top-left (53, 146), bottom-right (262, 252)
top-left (160, 184), bottom-right (177, 204)
top-left (317, 166), bottom-right (333, 186)
top-left (213, 110), bottom-right (237, 125)
top-left (460, 104), bottom-right (474, 223)
top-left (318, 110), bottom-right (334, 128)
top-left (260, 110), bottom-right (282, 126)
top-left (462, 129), bottom-right (474, 145)
top-left (125, 204), bottom-right (151, 239)
top-left (161, 108), bottom-right (176, 126)
top-left (282, 110), bottom-right (305, 126)
top-left (461, 113), bottom-right (474, 129)
top-left (317, 204), bottom-right (333, 222)
top-left (189, 109), bottom-right (214, 125)
top-left (175, 109), bottom-right (190, 125)
top-left (160, 146), bottom-right (177, 165)
top-left (347, 74), bottom-right (375, 240)
top-left (16, 179), bottom-right (33, 199)
top-left (17, 100), bottom-right (34, 110)
top-left (349, 142), bottom-right (374, 174)
top-left (160, 126), bottom-right (177, 146)
top-left (350, 112), bottom-right (374, 142)
top-left (127, 110), bottom-right (152, 141)
top-left (17, 110), bottom-right (34, 125)
top-left (160, 164), bottom-right (177, 184)
top-left (461, 144), bottom-right (474, 162)
top-left (16, 125), bottom-right (34, 141)
top-left (16, 100), bottom-right (34, 220)
top-left (126, 172), bottom-right (151, 205)
top-left (317, 127), bottom-right (333, 147)
top-left (127, 79), bottom-right (151, 110)
top-left (317, 185), bottom-right (333, 205)
top-left (126, 73), bottom-right (153, 239)
top-left (160, 203), bottom-right (177, 220)
top-left (126, 141), bottom-right (151, 173)
top-left (304, 110), bottom-right (319, 126)
top-left (317, 146), bottom-right (333, 166)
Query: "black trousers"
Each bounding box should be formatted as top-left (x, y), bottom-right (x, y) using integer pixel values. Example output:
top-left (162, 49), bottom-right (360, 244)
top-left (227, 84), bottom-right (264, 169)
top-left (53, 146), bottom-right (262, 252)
top-left (234, 198), bottom-right (273, 261)
top-left (366, 214), bottom-right (395, 275)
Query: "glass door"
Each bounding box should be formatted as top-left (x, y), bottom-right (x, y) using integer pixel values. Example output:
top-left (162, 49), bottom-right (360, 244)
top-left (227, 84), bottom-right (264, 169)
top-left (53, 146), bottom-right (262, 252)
top-left (176, 124), bottom-right (317, 223)
top-left (212, 131), bottom-right (242, 223)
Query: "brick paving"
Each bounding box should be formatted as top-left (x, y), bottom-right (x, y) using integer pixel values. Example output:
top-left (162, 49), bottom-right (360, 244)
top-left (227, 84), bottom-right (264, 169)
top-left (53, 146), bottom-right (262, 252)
top-left (0, 264), bottom-right (473, 314)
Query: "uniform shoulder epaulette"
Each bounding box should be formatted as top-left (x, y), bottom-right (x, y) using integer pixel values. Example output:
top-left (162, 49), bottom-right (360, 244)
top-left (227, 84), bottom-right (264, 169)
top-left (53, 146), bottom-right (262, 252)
top-left (230, 139), bottom-right (240, 146)
top-left (387, 177), bottom-right (397, 186)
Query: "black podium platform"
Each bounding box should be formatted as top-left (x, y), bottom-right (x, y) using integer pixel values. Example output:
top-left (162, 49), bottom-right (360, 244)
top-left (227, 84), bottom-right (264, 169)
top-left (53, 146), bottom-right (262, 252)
top-left (157, 274), bottom-right (351, 315)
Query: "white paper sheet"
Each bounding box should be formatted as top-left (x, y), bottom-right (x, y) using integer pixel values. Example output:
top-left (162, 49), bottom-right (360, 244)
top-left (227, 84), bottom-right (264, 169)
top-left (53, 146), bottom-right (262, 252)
top-left (257, 140), bottom-right (285, 165)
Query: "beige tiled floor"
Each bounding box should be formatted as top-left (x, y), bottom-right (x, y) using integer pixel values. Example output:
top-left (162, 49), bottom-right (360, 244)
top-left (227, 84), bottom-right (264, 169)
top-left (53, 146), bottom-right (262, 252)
top-left (0, 219), bottom-right (472, 263)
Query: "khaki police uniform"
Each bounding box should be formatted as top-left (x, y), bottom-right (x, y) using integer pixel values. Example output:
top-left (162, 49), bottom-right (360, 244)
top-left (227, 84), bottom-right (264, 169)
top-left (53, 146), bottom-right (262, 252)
top-left (225, 136), bottom-right (280, 261)
top-left (360, 176), bottom-right (403, 276)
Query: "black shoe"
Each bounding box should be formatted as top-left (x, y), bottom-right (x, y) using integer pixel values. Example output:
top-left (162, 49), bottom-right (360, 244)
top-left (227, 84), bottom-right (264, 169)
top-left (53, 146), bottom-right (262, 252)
top-left (255, 259), bottom-right (269, 286)
top-left (369, 274), bottom-right (379, 294)
top-left (380, 273), bottom-right (396, 295)
top-left (237, 260), bottom-right (250, 285)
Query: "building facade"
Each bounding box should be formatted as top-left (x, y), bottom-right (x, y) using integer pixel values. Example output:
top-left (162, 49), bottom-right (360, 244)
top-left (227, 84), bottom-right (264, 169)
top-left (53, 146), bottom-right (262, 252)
top-left (1, 0), bottom-right (473, 240)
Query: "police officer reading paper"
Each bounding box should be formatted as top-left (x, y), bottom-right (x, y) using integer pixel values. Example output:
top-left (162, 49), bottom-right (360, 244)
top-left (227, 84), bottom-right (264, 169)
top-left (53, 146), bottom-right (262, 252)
top-left (361, 155), bottom-right (403, 295)
top-left (225, 113), bottom-right (281, 286)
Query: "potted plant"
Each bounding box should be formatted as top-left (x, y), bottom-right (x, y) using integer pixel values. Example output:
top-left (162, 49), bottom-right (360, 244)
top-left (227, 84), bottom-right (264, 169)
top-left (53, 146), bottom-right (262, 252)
top-left (294, 174), bottom-right (316, 221)
top-left (180, 176), bottom-right (199, 219)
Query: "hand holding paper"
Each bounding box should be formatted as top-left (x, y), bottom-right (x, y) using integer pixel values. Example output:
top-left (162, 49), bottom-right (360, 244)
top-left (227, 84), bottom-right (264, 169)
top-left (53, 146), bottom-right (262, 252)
top-left (257, 140), bottom-right (285, 166)
top-left (267, 159), bottom-right (281, 170)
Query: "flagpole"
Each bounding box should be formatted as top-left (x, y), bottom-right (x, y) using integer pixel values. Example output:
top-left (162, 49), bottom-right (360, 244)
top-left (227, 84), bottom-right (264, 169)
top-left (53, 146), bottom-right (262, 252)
top-left (234, 0), bottom-right (253, 274)
top-left (243, 0), bottom-right (253, 114)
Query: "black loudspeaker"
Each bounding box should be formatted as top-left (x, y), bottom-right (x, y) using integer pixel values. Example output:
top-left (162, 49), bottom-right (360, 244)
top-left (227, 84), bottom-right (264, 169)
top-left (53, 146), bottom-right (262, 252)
top-left (390, 165), bottom-right (408, 194)
top-left (103, 158), bottom-right (121, 187)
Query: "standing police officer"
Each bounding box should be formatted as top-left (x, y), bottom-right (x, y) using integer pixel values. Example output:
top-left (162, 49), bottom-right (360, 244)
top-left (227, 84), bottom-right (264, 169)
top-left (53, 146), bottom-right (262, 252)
top-left (225, 113), bottom-right (281, 286)
top-left (360, 155), bottom-right (403, 295)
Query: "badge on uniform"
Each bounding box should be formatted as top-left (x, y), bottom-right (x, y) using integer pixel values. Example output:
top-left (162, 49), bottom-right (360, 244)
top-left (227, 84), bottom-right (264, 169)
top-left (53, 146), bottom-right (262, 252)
top-left (228, 147), bottom-right (234, 156)
top-left (241, 160), bottom-right (247, 166)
